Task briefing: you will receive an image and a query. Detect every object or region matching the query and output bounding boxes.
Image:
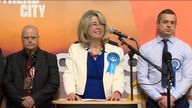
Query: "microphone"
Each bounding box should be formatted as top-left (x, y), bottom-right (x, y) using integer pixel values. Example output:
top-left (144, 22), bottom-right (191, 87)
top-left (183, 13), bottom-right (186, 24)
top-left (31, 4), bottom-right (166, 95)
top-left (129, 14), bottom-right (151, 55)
top-left (163, 52), bottom-right (174, 84)
top-left (163, 52), bottom-right (172, 64)
top-left (108, 28), bottom-right (135, 40)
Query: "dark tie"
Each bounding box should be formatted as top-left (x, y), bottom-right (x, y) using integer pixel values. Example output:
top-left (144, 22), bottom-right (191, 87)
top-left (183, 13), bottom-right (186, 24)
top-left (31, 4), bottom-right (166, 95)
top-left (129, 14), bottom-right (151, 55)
top-left (162, 39), bottom-right (168, 88)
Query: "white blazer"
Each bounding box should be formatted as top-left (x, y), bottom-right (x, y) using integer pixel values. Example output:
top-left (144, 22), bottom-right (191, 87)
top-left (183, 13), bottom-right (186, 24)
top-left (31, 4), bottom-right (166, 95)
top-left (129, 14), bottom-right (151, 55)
top-left (63, 43), bottom-right (125, 98)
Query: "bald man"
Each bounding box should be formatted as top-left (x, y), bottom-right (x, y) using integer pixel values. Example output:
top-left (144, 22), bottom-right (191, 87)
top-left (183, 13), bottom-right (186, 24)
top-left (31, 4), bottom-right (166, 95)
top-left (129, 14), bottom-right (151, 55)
top-left (3, 25), bottom-right (60, 108)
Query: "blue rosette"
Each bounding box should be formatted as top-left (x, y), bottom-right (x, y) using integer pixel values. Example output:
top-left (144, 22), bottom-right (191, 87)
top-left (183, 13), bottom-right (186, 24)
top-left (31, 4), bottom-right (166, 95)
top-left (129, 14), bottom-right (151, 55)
top-left (171, 58), bottom-right (181, 87)
top-left (107, 52), bottom-right (120, 74)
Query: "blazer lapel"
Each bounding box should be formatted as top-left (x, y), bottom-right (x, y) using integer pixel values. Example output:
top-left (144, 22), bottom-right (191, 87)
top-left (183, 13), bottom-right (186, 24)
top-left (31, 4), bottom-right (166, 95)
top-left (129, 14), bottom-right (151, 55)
top-left (81, 47), bottom-right (88, 81)
top-left (17, 52), bottom-right (25, 77)
top-left (103, 44), bottom-right (114, 97)
top-left (34, 50), bottom-right (43, 78)
top-left (104, 44), bottom-right (110, 75)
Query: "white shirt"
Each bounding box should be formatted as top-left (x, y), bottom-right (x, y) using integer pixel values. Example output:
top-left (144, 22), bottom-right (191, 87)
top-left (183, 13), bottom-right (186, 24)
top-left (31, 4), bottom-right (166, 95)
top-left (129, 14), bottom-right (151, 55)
top-left (137, 35), bottom-right (192, 101)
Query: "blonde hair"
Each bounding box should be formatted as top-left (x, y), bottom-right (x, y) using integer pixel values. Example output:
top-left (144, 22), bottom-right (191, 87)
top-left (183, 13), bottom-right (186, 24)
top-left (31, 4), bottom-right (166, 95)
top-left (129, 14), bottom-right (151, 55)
top-left (77, 10), bottom-right (108, 46)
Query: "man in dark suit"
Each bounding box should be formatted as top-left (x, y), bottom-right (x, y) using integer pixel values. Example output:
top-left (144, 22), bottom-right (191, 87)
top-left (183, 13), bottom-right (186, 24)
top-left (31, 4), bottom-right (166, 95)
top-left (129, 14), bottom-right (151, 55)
top-left (0, 48), bottom-right (4, 86)
top-left (3, 25), bottom-right (60, 108)
top-left (0, 48), bottom-right (4, 102)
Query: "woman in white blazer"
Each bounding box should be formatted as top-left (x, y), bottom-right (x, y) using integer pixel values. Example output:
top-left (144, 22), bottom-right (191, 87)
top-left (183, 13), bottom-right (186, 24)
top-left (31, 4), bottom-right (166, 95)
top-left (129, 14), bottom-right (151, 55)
top-left (63, 10), bottom-right (125, 101)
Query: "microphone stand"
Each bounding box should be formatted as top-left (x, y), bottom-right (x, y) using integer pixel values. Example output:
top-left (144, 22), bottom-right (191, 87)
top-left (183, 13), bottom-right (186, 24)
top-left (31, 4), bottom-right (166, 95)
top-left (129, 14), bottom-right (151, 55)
top-left (117, 37), bottom-right (164, 100)
top-left (167, 74), bottom-right (171, 108)
top-left (167, 66), bottom-right (174, 108)
top-left (128, 50), bottom-right (135, 100)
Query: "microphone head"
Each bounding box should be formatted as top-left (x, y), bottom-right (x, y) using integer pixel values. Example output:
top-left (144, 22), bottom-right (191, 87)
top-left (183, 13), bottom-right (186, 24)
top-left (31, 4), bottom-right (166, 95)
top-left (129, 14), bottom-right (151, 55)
top-left (163, 52), bottom-right (172, 64)
top-left (107, 27), bottom-right (133, 40)
top-left (107, 27), bottom-right (115, 34)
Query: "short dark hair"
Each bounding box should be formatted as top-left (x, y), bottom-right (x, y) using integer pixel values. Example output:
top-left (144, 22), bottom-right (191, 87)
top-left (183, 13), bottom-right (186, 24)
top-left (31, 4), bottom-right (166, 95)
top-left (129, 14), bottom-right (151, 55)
top-left (157, 9), bottom-right (176, 24)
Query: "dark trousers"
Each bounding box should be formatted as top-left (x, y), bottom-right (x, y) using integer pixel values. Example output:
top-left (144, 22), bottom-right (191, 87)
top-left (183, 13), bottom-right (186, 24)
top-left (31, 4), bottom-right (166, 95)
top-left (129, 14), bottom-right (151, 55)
top-left (146, 96), bottom-right (189, 108)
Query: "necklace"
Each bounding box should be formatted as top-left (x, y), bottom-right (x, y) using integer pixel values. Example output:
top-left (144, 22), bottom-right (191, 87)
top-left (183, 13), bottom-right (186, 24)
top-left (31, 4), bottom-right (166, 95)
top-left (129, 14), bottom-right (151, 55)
top-left (88, 45), bottom-right (103, 57)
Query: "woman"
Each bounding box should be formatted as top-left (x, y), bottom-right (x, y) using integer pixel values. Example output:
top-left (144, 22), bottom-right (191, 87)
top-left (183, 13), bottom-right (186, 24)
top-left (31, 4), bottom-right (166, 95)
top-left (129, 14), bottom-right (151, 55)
top-left (63, 10), bottom-right (124, 101)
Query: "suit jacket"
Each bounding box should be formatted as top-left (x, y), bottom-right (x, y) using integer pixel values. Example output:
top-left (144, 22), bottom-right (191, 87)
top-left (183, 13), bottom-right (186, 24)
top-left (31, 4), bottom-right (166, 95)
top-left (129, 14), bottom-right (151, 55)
top-left (0, 48), bottom-right (4, 102)
top-left (63, 43), bottom-right (125, 98)
top-left (0, 48), bottom-right (4, 85)
top-left (3, 48), bottom-right (60, 108)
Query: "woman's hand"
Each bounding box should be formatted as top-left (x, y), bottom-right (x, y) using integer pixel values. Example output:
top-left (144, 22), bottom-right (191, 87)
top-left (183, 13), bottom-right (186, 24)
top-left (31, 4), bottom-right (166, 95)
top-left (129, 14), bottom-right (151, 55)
top-left (66, 93), bottom-right (81, 101)
top-left (106, 91), bottom-right (122, 101)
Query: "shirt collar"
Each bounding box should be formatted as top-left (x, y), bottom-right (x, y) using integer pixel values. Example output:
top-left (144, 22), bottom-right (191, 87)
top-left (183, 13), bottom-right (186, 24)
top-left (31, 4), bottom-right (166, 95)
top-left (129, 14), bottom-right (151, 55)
top-left (156, 35), bottom-right (175, 44)
top-left (23, 47), bottom-right (40, 59)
